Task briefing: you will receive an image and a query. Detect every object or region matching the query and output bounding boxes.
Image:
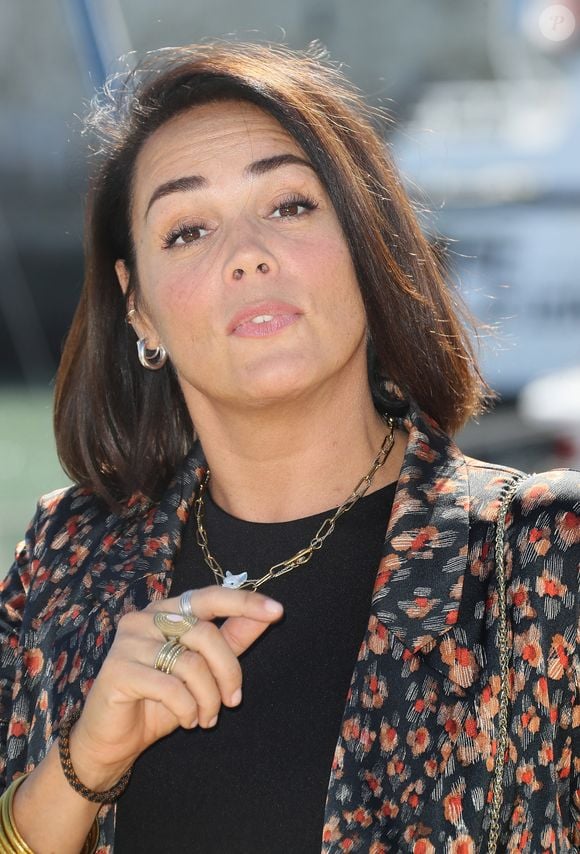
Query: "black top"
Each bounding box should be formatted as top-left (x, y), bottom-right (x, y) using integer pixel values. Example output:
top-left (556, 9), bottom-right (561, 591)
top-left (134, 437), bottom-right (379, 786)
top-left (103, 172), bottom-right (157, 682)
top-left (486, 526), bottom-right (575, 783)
top-left (114, 479), bottom-right (397, 853)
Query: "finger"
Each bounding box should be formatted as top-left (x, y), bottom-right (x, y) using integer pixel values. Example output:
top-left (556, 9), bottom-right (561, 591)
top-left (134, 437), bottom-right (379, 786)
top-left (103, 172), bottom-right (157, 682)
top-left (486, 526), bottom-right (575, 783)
top-left (219, 614), bottom-right (279, 657)
top-left (154, 587), bottom-right (284, 623)
top-left (168, 620), bottom-right (243, 709)
top-left (143, 620), bottom-right (242, 714)
top-left (167, 646), bottom-right (223, 727)
top-left (111, 661), bottom-right (200, 731)
top-left (137, 636), bottom-right (230, 726)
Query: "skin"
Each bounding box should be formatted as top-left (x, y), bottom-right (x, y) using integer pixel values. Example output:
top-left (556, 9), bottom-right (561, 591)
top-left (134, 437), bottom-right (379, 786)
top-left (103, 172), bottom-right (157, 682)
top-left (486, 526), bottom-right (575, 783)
top-left (13, 99), bottom-right (408, 852)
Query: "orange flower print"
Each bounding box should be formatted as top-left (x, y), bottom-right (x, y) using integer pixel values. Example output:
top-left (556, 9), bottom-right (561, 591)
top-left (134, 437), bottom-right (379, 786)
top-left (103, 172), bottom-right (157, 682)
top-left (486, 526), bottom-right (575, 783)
top-left (373, 553), bottom-right (399, 592)
top-left (23, 647), bottom-right (44, 678)
top-left (407, 726), bottom-right (431, 756)
top-left (415, 439), bottom-right (438, 464)
top-left (331, 744), bottom-right (345, 777)
top-left (379, 722), bottom-right (398, 753)
top-left (439, 701), bottom-right (469, 744)
top-left (514, 625), bottom-right (543, 670)
top-left (322, 815), bottom-right (341, 844)
top-left (478, 680), bottom-right (500, 722)
top-left (412, 840), bottom-right (436, 854)
top-left (440, 636), bottom-right (479, 687)
top-left (341, 717), bottom-right (360, 743)
top-left (8, 716), bottom-right (29, 738)
top-left (520, 480), bottom-right (555, 512)
top-left (401, 595), bottom-right (436, 620)
top-left (443, 786), bottom-right (464, 825)
top-left (520, 705), bottom-right (541, 735)
top-left (363, 769), bottom-right (383, 798)
top-left (509, 582), bottom-right (536, 620)
top-left (344, 807), bottom-right (372, 828)
top-left (361, 671), bottom-right (388, 710)
top-left (516, 762), bottom-right (542, 793)
top-left (538, 741), bottom-right (554, 766)
top-left (368, 616), bottom-right (389, 655)
top-left (423, 757), bottom-right (438, 778)
top-left (536, 571), bottom-right (567, 600)
top-left (386, 756), bottom-right (407, 781)
top-left (401, 779), bottom-right (426, 810)
top-left (391, 525), bottom-right (442, 555)
top-left (555, 508), bottom-right (580, 547)
top-left (358, 726), bottom-right (376, 754)
top-left (449, 837), bottom-right (476, 854)
top-left (377, 799), bottom-right (400, 819)
top-left (547, 633), bottom-right (573, 680)
top-left (526, 524), bottom-right (551, 556)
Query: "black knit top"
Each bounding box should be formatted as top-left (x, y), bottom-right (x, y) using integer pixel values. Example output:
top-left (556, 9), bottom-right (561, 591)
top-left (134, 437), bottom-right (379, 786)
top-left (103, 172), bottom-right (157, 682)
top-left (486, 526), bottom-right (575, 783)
top-left (114, 479), bottom-right (396, 853)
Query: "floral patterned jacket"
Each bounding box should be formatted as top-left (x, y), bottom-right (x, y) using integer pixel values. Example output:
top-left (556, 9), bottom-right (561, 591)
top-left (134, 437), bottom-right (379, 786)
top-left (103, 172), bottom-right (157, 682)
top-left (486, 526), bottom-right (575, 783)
top-left (1, 403), bottom-right (579, 853)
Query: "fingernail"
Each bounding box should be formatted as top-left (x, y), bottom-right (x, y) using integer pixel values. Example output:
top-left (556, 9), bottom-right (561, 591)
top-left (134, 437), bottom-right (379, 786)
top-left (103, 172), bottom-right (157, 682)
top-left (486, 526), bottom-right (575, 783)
top-left (230, 688), bottom-right (242, 706)
top-left (190, 718), bottom-right (198, 729)
top-left (264, 598), bottom-right (283, 615)
top-left (208, 715), bottom-right (218, 728)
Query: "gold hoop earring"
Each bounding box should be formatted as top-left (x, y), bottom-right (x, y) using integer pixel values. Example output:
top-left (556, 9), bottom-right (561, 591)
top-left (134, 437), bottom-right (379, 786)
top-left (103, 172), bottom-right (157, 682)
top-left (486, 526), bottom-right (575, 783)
top-left (137, 338), bottom-right (168, 370)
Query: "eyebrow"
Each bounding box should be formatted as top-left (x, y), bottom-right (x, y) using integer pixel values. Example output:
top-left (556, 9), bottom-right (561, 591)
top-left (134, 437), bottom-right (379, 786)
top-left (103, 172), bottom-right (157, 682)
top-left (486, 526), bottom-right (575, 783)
top-left (144, 153), bottom-right (316, 219)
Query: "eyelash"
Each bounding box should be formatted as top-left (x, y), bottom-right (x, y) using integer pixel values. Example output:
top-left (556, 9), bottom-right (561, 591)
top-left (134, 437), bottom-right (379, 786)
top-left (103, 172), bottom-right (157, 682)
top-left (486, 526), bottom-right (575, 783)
top-left (161, 193), bottom-right (319, 249)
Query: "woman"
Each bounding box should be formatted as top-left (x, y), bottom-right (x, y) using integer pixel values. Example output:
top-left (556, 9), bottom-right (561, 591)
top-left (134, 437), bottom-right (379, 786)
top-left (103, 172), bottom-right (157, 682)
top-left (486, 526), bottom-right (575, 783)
top-left (0, 41), bottom-right (578, 853)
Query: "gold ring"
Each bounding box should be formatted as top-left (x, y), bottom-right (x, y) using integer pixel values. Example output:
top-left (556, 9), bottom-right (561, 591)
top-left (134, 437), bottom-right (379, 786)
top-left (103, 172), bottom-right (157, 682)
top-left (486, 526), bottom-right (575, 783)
top-left (154, 639), bottom-right (187, 674)
top-left (154, 612), bottom-right (196, 640)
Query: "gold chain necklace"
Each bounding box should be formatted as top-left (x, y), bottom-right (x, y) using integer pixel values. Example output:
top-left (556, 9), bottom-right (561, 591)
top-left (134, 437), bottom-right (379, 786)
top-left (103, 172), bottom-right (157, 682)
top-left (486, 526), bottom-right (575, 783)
top-left (194, 416), bottom-right (396, 591)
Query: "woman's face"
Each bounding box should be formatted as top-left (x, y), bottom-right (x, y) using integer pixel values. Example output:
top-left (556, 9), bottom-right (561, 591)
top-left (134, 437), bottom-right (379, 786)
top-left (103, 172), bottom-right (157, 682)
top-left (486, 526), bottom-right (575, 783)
top-left (119, 99), bottom-right (369, 416)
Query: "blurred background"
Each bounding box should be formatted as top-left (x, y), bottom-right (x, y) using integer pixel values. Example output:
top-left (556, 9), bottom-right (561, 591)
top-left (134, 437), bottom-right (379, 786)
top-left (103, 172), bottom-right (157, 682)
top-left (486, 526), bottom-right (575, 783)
top-left (1, 0), bottom-right (579, 563)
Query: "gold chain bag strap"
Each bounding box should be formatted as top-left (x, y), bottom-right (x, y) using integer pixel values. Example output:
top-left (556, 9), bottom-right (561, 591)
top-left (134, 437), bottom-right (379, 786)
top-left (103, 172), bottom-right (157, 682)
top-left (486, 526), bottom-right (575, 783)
top-left (486, 474), bottom-right (528, 854)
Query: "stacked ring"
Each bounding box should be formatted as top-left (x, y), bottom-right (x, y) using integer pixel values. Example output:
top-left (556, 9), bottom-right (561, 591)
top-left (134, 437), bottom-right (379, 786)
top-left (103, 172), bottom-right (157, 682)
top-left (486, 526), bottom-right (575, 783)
top-left (154, 639), bottom-right (187, 674)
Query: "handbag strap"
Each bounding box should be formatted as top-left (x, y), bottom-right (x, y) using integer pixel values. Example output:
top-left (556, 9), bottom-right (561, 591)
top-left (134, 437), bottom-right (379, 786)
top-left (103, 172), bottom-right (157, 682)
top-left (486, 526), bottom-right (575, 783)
top-left (486, 474), bottom-right (529, 854)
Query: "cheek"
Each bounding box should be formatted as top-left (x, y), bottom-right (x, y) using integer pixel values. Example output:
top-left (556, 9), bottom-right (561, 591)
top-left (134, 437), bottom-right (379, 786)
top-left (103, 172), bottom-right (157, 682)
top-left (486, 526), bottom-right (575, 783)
top-left (310, 236), bottom-right (365, 317)
top-left (139, 262), bottom-right (210, 340)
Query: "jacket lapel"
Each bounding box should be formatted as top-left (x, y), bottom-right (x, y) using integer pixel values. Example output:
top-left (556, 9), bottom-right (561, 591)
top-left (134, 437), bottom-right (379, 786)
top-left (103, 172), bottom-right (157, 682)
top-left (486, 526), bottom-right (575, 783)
top-left (372, 405), bottom-right (470, 652)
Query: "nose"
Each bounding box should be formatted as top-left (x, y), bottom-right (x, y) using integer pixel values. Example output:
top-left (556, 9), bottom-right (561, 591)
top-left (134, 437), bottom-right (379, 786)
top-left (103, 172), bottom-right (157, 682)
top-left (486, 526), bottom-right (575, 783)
top-left (232, 262), bottom-right (270, 281)
top-left (224, 221), bottom-right (278, 283)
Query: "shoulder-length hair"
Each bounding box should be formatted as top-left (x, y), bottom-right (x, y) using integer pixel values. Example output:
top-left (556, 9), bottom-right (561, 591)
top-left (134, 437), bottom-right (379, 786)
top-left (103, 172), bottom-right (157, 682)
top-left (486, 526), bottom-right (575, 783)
top-left (54, 40), bottom-right (489, 509)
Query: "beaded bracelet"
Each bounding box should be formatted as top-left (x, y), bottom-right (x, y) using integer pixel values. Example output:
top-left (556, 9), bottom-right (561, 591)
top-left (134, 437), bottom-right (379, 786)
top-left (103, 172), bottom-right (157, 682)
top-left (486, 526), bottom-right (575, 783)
top-left (58, 708), bottom-right (133, 804)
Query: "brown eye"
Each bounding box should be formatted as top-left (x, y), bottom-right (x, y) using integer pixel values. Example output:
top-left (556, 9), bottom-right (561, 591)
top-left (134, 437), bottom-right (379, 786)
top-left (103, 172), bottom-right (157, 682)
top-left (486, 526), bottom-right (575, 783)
top-left (278, 202), bottom-right (301, 217)
top-left (163, 222), bottom-right (209, 249)
top-left (175, 226), bottom-right (203, 244)
top-left (271, 195), bottom-right (318, 220)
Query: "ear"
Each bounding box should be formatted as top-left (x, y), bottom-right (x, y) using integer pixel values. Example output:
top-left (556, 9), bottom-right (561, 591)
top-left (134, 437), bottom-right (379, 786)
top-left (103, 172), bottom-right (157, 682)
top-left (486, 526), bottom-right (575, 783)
top-left (115, 259), bottom-right (158, 344)
top-left (115, 259), bottom-right (131, 296)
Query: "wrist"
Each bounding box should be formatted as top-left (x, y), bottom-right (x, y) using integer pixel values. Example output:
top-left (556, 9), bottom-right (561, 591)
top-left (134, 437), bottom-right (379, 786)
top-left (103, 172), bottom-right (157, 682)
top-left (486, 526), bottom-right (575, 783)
top-left (65, 714), bottom-right (133, 797)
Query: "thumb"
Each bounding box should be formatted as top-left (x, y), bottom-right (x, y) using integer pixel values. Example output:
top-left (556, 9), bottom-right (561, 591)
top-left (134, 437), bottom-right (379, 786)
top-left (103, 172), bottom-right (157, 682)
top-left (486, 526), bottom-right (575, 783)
top-left (219, 613), bottom-right (283, 657)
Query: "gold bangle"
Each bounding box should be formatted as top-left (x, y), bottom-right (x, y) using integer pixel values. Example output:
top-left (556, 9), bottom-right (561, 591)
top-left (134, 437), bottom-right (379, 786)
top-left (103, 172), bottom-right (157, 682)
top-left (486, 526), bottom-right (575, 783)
top-left (0, 774), bottom-right (33, 853)
top-left (0, 772), bottom-right (99, 854)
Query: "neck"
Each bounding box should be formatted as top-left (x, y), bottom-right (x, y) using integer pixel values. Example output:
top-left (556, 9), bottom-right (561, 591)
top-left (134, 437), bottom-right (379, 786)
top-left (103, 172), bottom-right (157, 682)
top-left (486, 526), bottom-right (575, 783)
top-left (187, 383), bottom-right (407, 523)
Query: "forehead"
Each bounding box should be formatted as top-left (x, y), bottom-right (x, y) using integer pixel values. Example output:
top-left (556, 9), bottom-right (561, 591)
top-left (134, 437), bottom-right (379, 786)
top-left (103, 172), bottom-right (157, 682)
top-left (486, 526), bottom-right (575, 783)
top-left (131, 100), bottom-right (305, 209)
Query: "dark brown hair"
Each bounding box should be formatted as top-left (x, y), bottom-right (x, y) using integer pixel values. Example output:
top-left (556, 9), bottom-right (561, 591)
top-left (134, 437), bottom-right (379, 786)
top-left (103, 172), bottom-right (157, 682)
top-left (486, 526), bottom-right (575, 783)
top-left (54, 40), bottom-right (489, 509)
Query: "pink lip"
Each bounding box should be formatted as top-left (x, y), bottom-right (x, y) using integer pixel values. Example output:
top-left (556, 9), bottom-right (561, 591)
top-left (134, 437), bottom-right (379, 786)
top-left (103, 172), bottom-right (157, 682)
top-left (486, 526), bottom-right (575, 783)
top-left (227, 301), bottom-right (303, 335)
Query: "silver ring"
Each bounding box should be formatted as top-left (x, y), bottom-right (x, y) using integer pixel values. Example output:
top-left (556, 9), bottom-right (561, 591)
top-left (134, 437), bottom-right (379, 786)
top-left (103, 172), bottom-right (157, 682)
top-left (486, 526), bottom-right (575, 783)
top-left (154, 612), bottom-right (196, 641)
top-left (179, 591), bottom-right (199, 627)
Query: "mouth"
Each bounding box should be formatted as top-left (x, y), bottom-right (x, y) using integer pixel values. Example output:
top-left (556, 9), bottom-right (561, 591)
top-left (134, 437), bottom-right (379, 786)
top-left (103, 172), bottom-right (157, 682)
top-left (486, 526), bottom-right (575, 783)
top-left (228, 301), bottom-right (303, 335)
top-left (231, 313), bottom-right (302, 338)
